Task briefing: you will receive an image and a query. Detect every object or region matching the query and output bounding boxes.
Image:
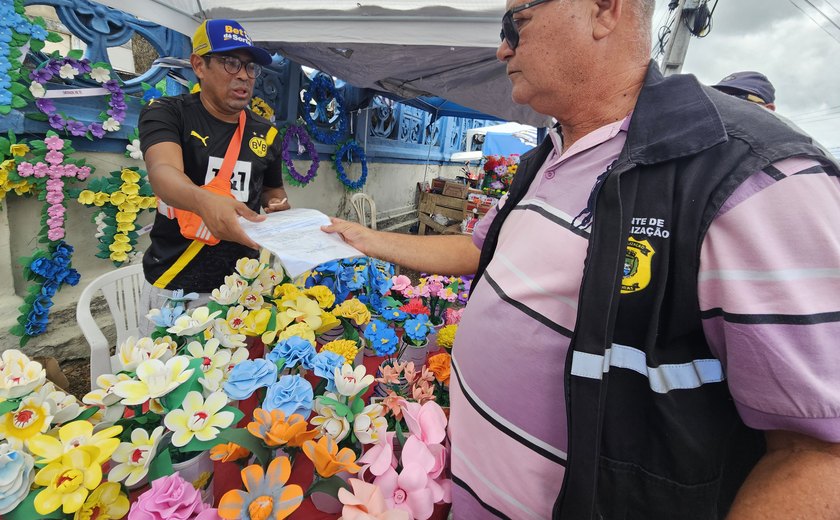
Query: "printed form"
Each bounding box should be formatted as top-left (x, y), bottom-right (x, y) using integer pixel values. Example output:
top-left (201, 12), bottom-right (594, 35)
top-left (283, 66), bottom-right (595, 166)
top-left (239, 208), bottom-right (363, 278)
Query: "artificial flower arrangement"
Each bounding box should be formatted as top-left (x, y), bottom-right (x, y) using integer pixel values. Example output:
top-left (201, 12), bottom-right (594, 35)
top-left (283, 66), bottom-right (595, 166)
top-left (0, 131), bottom-right (33, 202)
top-left (388, 274), bottom-right (464, 327)
top-left (303, 257), bottom-right (395, 312)
top-left (480, 154), bottom-right (520, 197)
top-left (0, 349), bottom-right (133, 520)
top-left (73, 166), bottom-right (157, 265)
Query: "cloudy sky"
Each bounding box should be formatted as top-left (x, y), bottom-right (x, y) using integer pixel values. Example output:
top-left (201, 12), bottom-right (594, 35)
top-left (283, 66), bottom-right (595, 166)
top-left (652, 0), bottom-right (840, 150)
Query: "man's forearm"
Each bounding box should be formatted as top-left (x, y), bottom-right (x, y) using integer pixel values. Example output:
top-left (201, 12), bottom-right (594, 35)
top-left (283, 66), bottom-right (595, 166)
top-left (148, 163), bottom-right (208, 214)
top-left (727, 431), bottom-right (840, 519)
top-left (364, 232), bottom-right (480, 276)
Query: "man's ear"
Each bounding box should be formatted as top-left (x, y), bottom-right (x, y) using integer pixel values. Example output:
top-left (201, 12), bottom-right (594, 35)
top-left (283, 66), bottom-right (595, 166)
top-left (190, 54), bottom-right (206, 80)
top-left (592, 0), bottom-right (624, 40)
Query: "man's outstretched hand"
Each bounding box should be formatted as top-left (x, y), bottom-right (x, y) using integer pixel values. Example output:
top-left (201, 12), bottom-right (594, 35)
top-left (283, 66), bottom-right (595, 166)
top-left (198, 193), bottom-right (264, 250)
top-left (321, 217), bottom-right (376, 255)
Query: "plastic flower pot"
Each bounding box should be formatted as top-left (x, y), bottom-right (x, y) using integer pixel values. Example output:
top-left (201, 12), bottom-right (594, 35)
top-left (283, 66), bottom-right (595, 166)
top-left (427, 321), bottom-right (446, 353)
top-left (316, 324), bottom-right (344, 348)
top-left (397, 337), bottom-right (428, 367)
top-left (172, 450), bottom-right (214, 504)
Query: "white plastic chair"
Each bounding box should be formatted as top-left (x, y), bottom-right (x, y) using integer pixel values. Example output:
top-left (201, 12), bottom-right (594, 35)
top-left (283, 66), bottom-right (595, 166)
top-left (76, 264), bottom-right (144, 387)
top-left (351, 192), bottom-right (377, 230)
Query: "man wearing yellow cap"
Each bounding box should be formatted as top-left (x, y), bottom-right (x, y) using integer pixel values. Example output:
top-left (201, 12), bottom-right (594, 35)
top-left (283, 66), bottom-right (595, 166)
top-left (137, 19), bottom-right (290, 330)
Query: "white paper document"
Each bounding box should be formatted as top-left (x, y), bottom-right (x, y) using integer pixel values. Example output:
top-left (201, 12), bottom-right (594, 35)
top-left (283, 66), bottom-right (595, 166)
top-left (238, 208), bottom-right (363, 278)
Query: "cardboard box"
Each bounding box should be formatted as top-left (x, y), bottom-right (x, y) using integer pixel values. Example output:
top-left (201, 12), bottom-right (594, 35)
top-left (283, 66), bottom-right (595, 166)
top-left (442, 181), bottom-right (469, 199)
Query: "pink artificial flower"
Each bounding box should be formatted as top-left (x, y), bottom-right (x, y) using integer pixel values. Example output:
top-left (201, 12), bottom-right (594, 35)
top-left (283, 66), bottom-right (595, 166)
top-left (391, 275), bottom-right (412, 293)
top-left (338, 478), bottom-right (410, 520)
top-left (77, 166), bottom-right (92, 180)
top-left (402, 437), bottom-right (450, 504)
top-left (376, 362), bottom-right (403, 385)
top-left (44, 150), bottom-right (64, 166)
top-left (47, 228), bottom-right (65, 241)
top-left (374, 443), bottom-right (436, 520)
top-left (44, 135), bottom-right (65, 150)
top-left (358, 428), bottom-right (398, 478)
top-left (399, 401), bottom-right (447, 446)
top-left (32, 163), bottom-right (48, 177)
top-left (45, 192), bottom-right (64, 204)
top-left (411, 379), bottom-right (435, 405)
top-left (128, 472), bottom-right (213, 520)
top-left (63, 163), bottom-right (79, 176)
top-left (381, 392), bottom-right (406, 421)
top-left (444, 308), bottom-right (462, 326)
top-left (46, 178), bottom-right (63, 189)
top-left (425, 281), bottom-right (443, 297)
top-left (402, 363), bottom-right (416, 385)
top-left (47, 205), bottom-right (65, 217)
top-left (16, 162), bottom-right (33, 177)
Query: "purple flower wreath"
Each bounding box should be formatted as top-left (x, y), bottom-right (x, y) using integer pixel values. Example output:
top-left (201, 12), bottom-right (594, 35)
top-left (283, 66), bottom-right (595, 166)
top-left (281, 124), bottom-right (319, 186)
top-left (28, 56), bottom-right (126, 139)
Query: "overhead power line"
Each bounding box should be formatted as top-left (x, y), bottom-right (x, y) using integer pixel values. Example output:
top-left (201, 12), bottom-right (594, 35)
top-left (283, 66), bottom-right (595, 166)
top-left (787, 0), bottom-right (840, 44)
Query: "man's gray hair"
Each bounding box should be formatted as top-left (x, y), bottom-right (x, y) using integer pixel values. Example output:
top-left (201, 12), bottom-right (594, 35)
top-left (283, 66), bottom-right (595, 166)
top-left (632, 0), bottom-right (656, 57)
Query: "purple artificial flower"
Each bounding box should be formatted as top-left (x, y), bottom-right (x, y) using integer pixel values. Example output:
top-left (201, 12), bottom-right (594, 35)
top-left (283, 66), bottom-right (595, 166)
top-left (35, 98), bottom-right (56, 114)
top-left (106, 108), bottom-right (126, 121)
top-left (29, 68), bottom-right (52, 83)
top-left (66, 120), bottom-right (87, 137)
top-left (45, 61), bottom-right (61, 74)
top-left (47, 113), bottom-right (65, 130)
top-left (103, 80), bottom-right (120, 93)
top-left (89, 123), bottom-right (105, 139)
top-left (76, 59), bottom-right (92, 73)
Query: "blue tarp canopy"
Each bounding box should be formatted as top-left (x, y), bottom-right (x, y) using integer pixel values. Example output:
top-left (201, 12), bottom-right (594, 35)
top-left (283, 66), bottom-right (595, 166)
top-left (483, 132), bottom-right (533, 156)
top-left (399, 96), bottom-right (504, 122)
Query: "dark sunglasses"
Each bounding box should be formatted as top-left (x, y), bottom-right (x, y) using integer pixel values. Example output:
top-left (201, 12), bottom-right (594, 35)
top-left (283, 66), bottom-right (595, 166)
top-left (206, 54), bottom-right (262, 79)
top-left (500, 0), bottom-right (558, 49)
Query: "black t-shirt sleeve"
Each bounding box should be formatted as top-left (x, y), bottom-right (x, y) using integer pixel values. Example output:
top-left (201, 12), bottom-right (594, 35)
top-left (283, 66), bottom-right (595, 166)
top-left (138, 99), bottom-right (183, 154)
top-left (263, 126), bottom-right (285, 188)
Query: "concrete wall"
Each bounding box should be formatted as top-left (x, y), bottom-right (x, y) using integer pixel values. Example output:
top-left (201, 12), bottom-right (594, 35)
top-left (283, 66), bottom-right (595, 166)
top-left (0, 151), bottom-right (461, 361)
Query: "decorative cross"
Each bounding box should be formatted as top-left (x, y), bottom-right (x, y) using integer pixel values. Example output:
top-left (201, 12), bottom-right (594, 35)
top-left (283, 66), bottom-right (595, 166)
top-left (75, 166), bottom-right (156, 265)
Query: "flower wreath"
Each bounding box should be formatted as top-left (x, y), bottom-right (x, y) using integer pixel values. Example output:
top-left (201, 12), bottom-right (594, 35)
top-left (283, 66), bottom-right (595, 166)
top-left (0, 131), bottom-right (34, 201)
top-left (281, 124), bottom-right (320, 187)
top-left (74, 166), bottom-right (156, 266)
top-left (333, 140), bottom-right (368, 191)
top-left (302, 74), bottom-right (348, 145)
top-left (26, 53), bottom-right (126, 139)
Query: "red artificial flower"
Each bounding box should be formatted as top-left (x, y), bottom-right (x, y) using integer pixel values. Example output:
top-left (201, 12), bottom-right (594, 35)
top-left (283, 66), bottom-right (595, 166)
top-left (399, 298), bottom-right (430, 316)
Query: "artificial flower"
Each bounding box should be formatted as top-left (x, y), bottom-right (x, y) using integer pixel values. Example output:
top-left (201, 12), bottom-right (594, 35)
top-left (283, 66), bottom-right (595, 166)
top-left (274, 323), bottom-right (316, 344)
top-left (247, 408), bottom-right (317, 448)
top-left (0, 348), bottom-right (46, 399)
top-left (113, 356), bottom-right (194, 406)
top-left (238, 286), bottom-right (265, 310)
top-left (400, 400), bottom-right (448, 446)
top-left (58, 63), bottom-right (78, 79)
top-left (354, 403), bottom-right (387, 444)
top-left (334, 364), bottom-right (374, 397)
top-left (256, 267), bottom-right (282, 295)
top-left (210, 284), bottom-right (244, 306)
top-left (243, 308), bottom-right (272, 336)
top-left (357, 429), bottom-right (398, 478)
top-left (317, 311), bottom-right (341, 334)
top-left (117, 336), bottom-right (174, 372)
top-left (276, 295), bottom-right (323, 331)
top-left (263, 375), bottom-right (313, 418)
top-left (218, 457), bottom-right (303, 520)
top-left (29, 81), bottom-right (46, 98)
top-left (426, 352), bottom-right (451, 385)
top-left (436, 324), bottom-right (457, 349)
top-left (272, 283), bottom-right (301, 301)
top-left (108, 426), bottom-right (164, 487)
top-left (0, 393), bottom-right (53, 448)
top-left (266, 336), bottom-right (316, 370)
top-left (128, 473), bottom-right (214, 520)
top-left (211, 318), bottom-right (247, 349)
top-left (333, 298), bottom-right (371, 326)
top-left (0, 444), bottom-right (35, 515)
top-left (167, 307), bottom-right (221, 336)
top-left (125, 139), bottom-right (143, 160)
top-left (235, 257), bottom-right (265, 280)
top-left (322, 339), bottom-right (359, 366)
top-left (9, 143), bottom-right (29, 157)
top-left (310, 399), bottom-right (352, 443)
top-left (390, 275), bottom-right (412, 293)
top-left (303, 285), bottom-right (335, 309)
top-left (187, 338), bottom-right (232, 384)
top-left (302, 436), bottom-right (361, 478)
top-left (222, 359), bottom-right (277, 401)
top-left (102, 117), bottom-right (120, 132)
top-left (399, 298), bottom-right (430, 316)
top-left (210, 442), bottom-right (250, 463)
top-left (74, 482), bottom-right (129, 520)
top-left (312, 351), bottom-right (345, 394)
top-left (27, 420), bottom-right (121, 465)
top-left (164, 391), bottom-right (235, 447)
top-left (34, 445), bottom-right (102, 515)
top-left (338, 478), bottom-right (411, 520)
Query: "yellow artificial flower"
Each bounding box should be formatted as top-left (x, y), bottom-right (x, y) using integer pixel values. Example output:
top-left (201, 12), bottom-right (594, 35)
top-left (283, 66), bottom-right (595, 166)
top-left (113, 234), bottom-right (130, 243)
top-left (333, 299), bottom-right (371, 327)
top-left (0, 394), bottom-right (53, 448)
top-left (93, 192), bottom-right (110, 206)
top-left (436, 324), bottom-right (458, 349)
top-left (139, 196), bottom-right (157, 209)
top-left (27, 420), bottom-right (122, 465)
top-left (303, 285), bottom-right (335, 309)
top-left (116, 222), bottom-right (135, 233)
top-left (273, 283), bottom-right (302, 301)
top-left (109, 191), bottom-right (126, 205)
top-left (274, 323), bottom-right (316, 345)
top-left (73, 482), bottom-right (129, 520)
top-left (276, 295), bottom-right (323, 331)
top-left (11, 181), bottom-right (31, 195)
top-left (34, 445), bottom-right (102, 515)
top-left (242, 307), bottom-right (271, 336)
top-left (109, 242), bottom-right (131, 253)
top-left (321, 340), bottom-right (359, 365)
top-left (115, 211), bottom-right (136, 223)
top-left (110, 251), bottom-right (128, 263)
top-left (120, 182), bottom-right (139, 195)
top-left (120, 168), bottom-right (140, 183)
top-left (118, 202), bottom-right (138, 213)
top-left (77, 190), bottom-right (96, 205)
top-left (10, 143), bottom-right (30, 157)
top-left (316, 311), bottom-right (341, 334)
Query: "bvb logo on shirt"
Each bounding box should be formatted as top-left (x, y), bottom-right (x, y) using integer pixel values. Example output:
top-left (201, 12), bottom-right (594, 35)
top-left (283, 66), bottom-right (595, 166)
top-left (621, 237), bottom-right (655, 294)
top-left (249, 136), bottom-right (268, 158)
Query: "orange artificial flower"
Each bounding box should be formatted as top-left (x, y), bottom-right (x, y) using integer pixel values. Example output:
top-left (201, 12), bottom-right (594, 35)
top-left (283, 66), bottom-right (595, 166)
top-left (219, 457), bottom-right (303, 520)
top-left (426, 352), bottom-right (451, 386)
top-left (301, 436), bottom-right (361, 478)
top-left (247, 408), bottom-right (318, 448)
top-left (210, 442), bottom-right (250, 463)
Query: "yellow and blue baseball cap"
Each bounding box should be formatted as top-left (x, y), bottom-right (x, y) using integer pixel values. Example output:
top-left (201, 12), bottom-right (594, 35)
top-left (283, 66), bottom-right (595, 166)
top-left (192, 19), bottom-right (272, 66)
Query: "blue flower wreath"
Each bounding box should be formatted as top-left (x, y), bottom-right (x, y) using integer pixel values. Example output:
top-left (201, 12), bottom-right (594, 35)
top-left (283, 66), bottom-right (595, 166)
top-left (333, 140), bottom-right (368, 191)
top-left (302, 74), bottom-right (348, 145)
top-left (281, 124), bottom-right (320, 187)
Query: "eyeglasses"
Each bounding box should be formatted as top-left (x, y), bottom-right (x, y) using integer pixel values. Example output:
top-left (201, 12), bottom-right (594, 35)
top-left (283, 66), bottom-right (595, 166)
top-left (206, 54), bottom-right (262, 79)
top-left (500, 0), bottom-right (558, 50)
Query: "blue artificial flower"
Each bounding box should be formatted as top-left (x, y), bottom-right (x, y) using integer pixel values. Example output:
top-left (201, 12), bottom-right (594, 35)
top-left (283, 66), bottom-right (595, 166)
top-left (0, 446), bottom-right (35, 512)
top-left (61, 268), bottom-right (80, 286)
top-left (31, 296), bottom-right (53, 315)
top-left (381, 308), bottom-right (408, 323)
top-left (311, 351), bottom-right (345, 394)
top-left (404, 314), bottom-right (432, 343)
top-left (223, 359), bottom-right (278, 401)
top-left (30, 25), bottom-right (48, 40)
top-left (167, 288), bottom-right (199, 303)
top-left (40, 280), bottom-right (59, 298)
top-left (30, 257), bottom-right (58, 279)
top-left (267, 336), bottom-right (316, 370)
top-left (0, 92), bottom-right (12, 106)
top-left (371, 327), bottom-right (399, 357)
top-left (263, 375), bottom-right (313, 418)
top-left (54, 241), bottom-right (74, 258)
top-left (148, 304), bottom-right (185, 328)
top-left (142, 88), bottom-right (163, 103)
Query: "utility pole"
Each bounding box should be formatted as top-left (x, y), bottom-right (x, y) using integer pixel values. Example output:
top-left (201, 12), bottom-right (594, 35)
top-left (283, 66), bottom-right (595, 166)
top-left (661, 0), bottom-right (703, 76)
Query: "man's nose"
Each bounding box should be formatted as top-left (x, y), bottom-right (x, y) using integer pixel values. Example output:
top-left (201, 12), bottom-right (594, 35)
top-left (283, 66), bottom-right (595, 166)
top-left (497, 39), bottom-right (514, 62)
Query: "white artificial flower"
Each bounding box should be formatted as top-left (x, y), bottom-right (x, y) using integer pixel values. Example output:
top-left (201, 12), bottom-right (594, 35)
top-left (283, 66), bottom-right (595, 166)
top-left (58, 64), bottom-right (78, 80)
top-left (353, 403), bottom-right (387, 445)
top-left (89, 66), bottom-right (111, 83)
top-left (186, 339), bottom-right (231, 385)
top-left (117, 336), bottom-right (173, 372)
top-left (310, 404), bottom-right (351, 443)
top-left (126, 138), bottom-right (143, 160)
top-left (211, 319), bottom-right (247, 349)
top-left (83, 373), bottom-right (130, 423)
top-left (102, 117), bottom-right (121, 132)
top-left (210, 284), bottom-right (244, 306)
top-left (0, 349), bottom-right (46, 400)
top-left (28, 81), bottom-right (45, 98)
top-left (238, 287), bottom-right (264, 310)
top-left (39, 383), bottom-right (81, 425)
top-left (333, 364), bottom-right (375, 397)
top-left (113, 356), bottom-right (194, 406)
top-left (166, 307), bottom-right (221, 336)
top-left (109, 426), bottom-right (164, 486)
top-left (163, 391), bottom-right (234, 447)
top-left (235, 257), bottom-right (265, 280)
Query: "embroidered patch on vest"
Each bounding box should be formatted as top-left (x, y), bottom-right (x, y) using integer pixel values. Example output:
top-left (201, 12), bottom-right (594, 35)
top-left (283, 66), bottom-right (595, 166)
top-left (621, 237), bottom-right (655, 294)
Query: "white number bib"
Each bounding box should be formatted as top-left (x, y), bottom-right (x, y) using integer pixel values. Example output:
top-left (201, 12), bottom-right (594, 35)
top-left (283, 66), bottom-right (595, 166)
top-left (204, 156), bottom-right (252, 203)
